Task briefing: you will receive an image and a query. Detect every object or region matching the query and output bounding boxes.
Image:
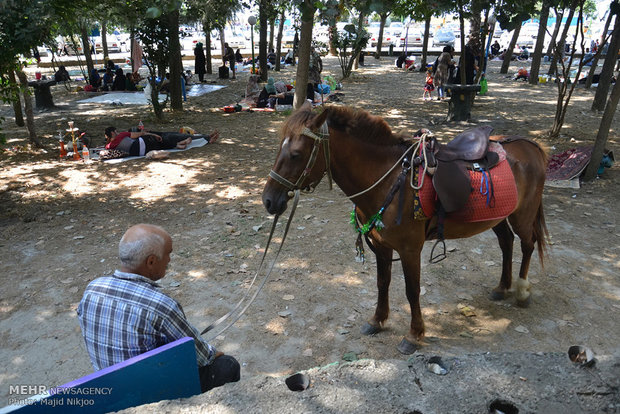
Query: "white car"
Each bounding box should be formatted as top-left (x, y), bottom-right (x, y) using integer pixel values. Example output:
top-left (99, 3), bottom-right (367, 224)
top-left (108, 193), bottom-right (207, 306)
top-left (282, 29), bottom-right (296, 49)
top-left (93, 36), bottom-right (122, 54)
top-left (224, 32), bottom-right (247, 50)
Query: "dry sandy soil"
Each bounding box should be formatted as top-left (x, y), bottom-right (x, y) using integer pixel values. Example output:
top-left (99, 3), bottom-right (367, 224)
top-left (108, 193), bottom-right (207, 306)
top-left (1, 55), bottom-right (619, 412)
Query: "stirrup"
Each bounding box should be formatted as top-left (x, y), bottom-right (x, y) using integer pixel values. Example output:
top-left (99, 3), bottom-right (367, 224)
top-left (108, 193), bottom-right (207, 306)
top-left (429, 239), bottom-right (446, 263)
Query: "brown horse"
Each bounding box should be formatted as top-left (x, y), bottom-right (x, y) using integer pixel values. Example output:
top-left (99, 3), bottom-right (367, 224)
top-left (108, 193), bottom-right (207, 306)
top-left (262, 103), bottom-right (548, 354)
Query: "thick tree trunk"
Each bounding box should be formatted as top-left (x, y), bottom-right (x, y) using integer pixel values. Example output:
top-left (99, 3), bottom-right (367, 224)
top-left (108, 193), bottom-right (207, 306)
top-left (9, 70), bottom-right (24, 127)
top-left (269, 20), bottom-right (275, 52)
top-left (500, 24), bottom-right (521, 74)
top-left (294, 2), bottom-right (315, 109)
top-left (259, 1), bottom-right (269, 82)
top-left (582, 69), bottom-right (620, 180)
top-left (168, 10), bottom-right (183, 111)
top-left (275, 10), bottom-right (285, 71)
top-left (15, 70), bottom-right (41, 148)
top-left (80, 24), bottom-right (95, 76)
top-left (419, 16), bottom-right (431, 71)
top-left (529, 2), bottom-right (551, 85)
top-left (329, 23), bottom-right (338, 56)
top-left (204, 21), bottom-right (213, 74)
top-left (592, 16), bottom-right (620, 111)
top-left (101, 21), bottom-right (109, 60)
top-left (375, 14), bottom-right (387, 58)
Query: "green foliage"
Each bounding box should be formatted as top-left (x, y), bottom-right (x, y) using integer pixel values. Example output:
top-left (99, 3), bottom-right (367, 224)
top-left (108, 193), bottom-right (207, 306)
top-left (333, 23), bottom-right (369, 78)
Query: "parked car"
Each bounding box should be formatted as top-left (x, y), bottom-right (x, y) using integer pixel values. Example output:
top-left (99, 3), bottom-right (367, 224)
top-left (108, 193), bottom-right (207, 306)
top-left (224, 31), bottom-right (247, 49)
top-left (433, 28), bottom-right (455, 48)
top-left (399, 28), bottom-right (424, 48)
top-left (389, 21), bottom-right (404, 38)
top-left (368, 22), bottom-right (394, 48)
top-left (93, 36), bottom-right (122, 54)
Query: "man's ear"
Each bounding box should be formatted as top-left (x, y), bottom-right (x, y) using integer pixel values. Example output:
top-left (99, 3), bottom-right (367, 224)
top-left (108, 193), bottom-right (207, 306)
top-left (145, 254), bottom-right (157, 268)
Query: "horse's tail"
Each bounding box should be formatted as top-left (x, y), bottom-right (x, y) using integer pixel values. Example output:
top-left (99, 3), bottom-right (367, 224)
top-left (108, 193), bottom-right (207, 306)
top-left (534, 201), bottom-right (549, 268)
top-left (534, 141), bottom-right (549, 268)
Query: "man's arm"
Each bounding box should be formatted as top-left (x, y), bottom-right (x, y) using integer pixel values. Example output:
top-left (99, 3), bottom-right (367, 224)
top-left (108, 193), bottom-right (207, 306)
top-left (160, 302), bottom-right (217, 366)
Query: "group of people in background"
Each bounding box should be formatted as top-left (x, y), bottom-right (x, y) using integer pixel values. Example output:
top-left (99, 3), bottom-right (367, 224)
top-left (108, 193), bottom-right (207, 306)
top-left (87, 60), bottom-right (140, 92)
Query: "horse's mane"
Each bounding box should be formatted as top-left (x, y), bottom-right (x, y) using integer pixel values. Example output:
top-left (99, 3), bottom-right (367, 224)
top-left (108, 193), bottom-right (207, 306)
top-left (325, 106), bottom-right (403, 145)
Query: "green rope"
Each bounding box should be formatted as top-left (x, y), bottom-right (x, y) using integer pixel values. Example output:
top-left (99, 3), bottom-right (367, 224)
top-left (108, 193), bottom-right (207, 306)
top-left (350, 208), bottom-right (384, 235)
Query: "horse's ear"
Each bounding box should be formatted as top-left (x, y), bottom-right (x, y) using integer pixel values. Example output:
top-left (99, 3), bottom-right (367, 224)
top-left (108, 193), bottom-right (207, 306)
top-left (309, 105), bottom-right (330, 129)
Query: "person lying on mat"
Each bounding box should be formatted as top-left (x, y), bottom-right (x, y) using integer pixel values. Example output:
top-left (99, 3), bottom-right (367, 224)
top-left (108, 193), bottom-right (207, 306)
top-left (77, 223), bottom-right (240, 392)
top-left (104, 126), bottom-right (219, 156)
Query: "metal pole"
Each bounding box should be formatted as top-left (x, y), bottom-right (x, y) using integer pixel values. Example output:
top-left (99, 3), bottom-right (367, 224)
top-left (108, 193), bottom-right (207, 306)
top-left (251, 28), bottom-right (255, 73)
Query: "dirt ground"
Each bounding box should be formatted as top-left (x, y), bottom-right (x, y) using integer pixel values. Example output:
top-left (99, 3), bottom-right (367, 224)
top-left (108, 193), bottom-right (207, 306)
top-left (1, 55), bottom-right (619, 411)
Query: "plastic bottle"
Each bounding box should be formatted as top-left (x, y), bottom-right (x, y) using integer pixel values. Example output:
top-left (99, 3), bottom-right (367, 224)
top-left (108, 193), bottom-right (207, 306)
top-left (82, 145), bottom-right (90, 163)
top-left (138, 120), bottom-right (144, 131)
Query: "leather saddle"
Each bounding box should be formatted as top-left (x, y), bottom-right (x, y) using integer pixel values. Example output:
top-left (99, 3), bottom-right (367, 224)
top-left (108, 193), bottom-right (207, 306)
top-left (427, 126), bottom-right (499, 213)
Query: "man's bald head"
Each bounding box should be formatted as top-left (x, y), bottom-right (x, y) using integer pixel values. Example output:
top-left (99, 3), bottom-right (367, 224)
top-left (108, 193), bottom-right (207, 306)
top-left (119, 224), bottom-right (172, 277)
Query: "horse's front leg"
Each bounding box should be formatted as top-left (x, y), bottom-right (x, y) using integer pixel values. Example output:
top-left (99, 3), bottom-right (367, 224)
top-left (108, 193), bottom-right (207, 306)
top-left (397, 246), bottom-right (425, 355)
top-left (360, 240), bottom-right (393, 336)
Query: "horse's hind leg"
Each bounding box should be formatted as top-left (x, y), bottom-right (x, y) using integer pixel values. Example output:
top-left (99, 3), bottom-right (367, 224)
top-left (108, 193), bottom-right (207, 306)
top-left (513, 229), bottom-right (536, 307)
top-left (491, 219), bottom-right (515, 301)
top-left (361, 242), bottom-right (393, 336)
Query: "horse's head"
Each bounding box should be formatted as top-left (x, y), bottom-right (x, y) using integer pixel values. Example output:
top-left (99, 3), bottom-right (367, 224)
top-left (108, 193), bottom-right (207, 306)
top-left (262, 102), bottom-right (330, 215)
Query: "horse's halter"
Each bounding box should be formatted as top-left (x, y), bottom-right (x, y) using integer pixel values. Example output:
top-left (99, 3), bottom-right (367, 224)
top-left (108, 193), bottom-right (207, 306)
top-left (268, 121), bottom-right (333, 194)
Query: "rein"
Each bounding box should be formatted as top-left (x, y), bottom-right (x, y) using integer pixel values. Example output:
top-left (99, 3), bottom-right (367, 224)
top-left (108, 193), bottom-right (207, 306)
top-left (200, 190), bottom-right (301, 340)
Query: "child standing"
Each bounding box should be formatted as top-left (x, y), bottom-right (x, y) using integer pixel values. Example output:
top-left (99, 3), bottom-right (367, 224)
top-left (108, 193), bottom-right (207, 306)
top-left (423, 67), bottom-right (434, 101)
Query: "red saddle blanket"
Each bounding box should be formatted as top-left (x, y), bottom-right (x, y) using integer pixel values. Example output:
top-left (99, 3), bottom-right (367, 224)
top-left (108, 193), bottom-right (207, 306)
top-left (416, 146), bottom-right (518, 222)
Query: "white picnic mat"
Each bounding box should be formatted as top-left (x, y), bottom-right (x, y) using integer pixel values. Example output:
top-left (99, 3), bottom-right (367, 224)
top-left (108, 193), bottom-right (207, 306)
top-left (95, 137), bottom-right (208, 164)
top-left (78, 84), bottom-right (225, 105)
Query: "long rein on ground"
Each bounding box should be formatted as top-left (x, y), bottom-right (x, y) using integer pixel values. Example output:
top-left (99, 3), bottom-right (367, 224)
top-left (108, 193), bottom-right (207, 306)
top-left (201, 123), bottom-right (433, 339)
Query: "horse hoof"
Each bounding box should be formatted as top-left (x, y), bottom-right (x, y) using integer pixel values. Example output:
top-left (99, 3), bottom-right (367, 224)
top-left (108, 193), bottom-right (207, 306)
top-left (397, 338), bottom-right (419, 355)
top-left (360, 322), bottom-right (381, 336)
top-left (516, 296), bottom-right (531, 308)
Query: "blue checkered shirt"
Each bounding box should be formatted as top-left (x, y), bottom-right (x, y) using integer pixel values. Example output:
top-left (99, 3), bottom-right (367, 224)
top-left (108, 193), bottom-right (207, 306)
top-left (77, 270), bottom-right (216, 371)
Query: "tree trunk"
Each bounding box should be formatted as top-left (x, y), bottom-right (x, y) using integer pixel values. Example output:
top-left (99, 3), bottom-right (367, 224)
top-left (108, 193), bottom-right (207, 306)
top-left (269, 20), bottom-right (275, 52)
top-left (545, 8), bottom-right (564, 58)
top-left (592, 15), bottom-right (620, 111)
top-left (329, 23), bottom-right (338, 56)
top-left (259, 1), bottom-right (269, 82)
top-left (500, 24), bottom-right (521, 74)
top-left (585, 4), bottom-right (614, 88)
top-left (168, 10), bottom-right (183, 111)
top-left (549, 5), bottom-right (575, 76)
top-left (582, 68), bottom-right (620, 180)
top-left (275, 10), bottom-right (285, 71)
top-left (9, 70), bottom-right (24, 127)
top-left (204, 21), bottom-right (213, 74)
top-left (529, 2), bottom-right (551, 85)
top-left (353, 11), bottom-right (365, 70)
top-left (15, 70), bottom-right (41, 148)
top-left (293, 2), bottom-right (315, 109)
top-left (101, 21), bottom-right (109, 61)
top-left (419, 15), bottom-right (431, 71)
top-left (80, 24), bottom-right (95, 76)
top-left (375, 14), bottom-right (387, 58)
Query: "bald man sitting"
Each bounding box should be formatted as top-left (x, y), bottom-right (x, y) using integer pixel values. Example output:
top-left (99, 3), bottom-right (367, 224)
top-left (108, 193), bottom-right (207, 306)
top-left (77, 224), bottom-right (240, 392)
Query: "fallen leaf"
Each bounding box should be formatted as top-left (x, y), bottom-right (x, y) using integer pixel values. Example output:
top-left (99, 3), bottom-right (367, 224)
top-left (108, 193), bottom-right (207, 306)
top-left (514, 325), bottom-right (529, 333)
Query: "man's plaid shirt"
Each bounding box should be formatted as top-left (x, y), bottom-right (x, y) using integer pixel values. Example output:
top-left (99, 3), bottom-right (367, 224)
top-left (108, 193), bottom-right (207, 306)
top-left (77, 270), bottom-right (216, 371)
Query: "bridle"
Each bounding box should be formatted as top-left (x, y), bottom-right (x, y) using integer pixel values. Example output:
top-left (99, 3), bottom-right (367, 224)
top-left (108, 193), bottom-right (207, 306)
top-left (268, 122), bottom-right (333, 194)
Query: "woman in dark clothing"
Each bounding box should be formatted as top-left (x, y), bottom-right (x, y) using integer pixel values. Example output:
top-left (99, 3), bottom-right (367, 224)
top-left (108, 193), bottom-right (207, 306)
top-left (194, 42), bottom-right (206, 82)
top-left (111, 68), bottom-right (127, 91)
top-left (456, 42), bottom-right (478, 85)
top-left (235, 48), bottom-right (243, 63)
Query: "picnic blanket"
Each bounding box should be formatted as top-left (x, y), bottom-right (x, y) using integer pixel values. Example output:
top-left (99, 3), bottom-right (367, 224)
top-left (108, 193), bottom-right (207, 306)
top-left (545, 146), bottom-right (593, 188)
top-left (78, 85), bottom-right (226, 105)
top-left (94, 138), bottom-right (208, 164)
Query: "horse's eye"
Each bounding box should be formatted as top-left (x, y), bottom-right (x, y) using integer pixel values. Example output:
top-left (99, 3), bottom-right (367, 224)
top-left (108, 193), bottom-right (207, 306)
top-left (290, 152), bottom-right (301, 160)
